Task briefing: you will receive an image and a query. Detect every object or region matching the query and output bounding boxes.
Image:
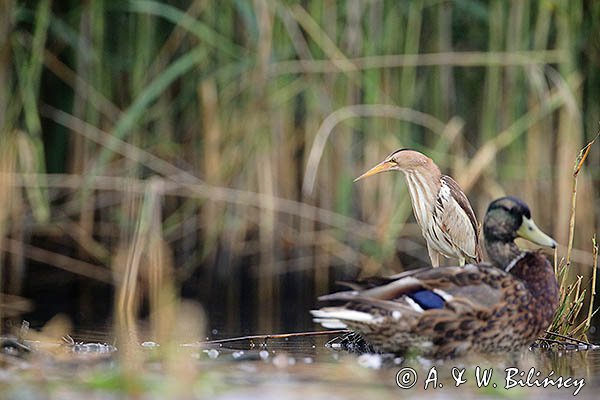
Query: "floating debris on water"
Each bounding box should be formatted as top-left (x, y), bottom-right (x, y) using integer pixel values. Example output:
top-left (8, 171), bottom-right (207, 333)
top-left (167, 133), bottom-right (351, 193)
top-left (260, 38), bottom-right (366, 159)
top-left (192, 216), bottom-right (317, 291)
top-left (357, 353), bottom-right (382, 370)
top-left (71, 342), bottom-right (117, 354)
top-left (303, 357), bottom-right (313, 364)
top-left (141, 341), bottom-right (160, 349)
top-left (325, 332), bottom-right (374, 353)
top-left (62, 335), bottom-right (75, 346)
top-left (205, 349), bottom-right (220, 359)
top-left (534, 338), bottom-right (600, 351)
top-left (232, 351), bottom-right (244, 359)
top-left (327, 342), bottom-right (342, 350)
top-left (272, 353), bottom-right (288, 368)
top-left (259, 350), bottom-right (269, 360)
top-left (1, 338), bottom-right (31, 356)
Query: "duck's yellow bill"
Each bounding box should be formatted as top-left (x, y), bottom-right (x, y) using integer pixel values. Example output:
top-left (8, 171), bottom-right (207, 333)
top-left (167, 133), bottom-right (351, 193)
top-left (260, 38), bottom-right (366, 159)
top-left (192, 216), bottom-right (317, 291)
top-left (354, 161), bottom-right (395, 183)
top-left (516, 217), bottom-right (557, 248)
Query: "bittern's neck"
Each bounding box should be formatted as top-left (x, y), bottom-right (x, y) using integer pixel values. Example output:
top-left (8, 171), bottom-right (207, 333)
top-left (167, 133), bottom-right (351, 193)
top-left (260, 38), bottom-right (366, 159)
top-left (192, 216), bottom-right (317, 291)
top-left (402, 166), bottom-right (442, 227)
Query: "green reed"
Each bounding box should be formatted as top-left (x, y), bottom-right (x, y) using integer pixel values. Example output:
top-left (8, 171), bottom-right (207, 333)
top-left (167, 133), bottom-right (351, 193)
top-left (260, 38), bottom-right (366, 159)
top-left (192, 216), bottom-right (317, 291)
top-left (0, 0), bottom-right (598, 338)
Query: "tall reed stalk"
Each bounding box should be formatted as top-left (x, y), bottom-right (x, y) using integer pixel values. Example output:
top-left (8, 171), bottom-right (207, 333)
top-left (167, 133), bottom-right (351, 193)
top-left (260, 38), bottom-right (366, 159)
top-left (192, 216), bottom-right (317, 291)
top-left (0, 0), bottom-right (597, 336)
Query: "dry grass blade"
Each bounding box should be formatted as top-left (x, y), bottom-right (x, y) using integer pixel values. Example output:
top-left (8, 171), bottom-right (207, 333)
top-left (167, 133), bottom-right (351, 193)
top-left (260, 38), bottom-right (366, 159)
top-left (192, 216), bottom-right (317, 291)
top-left (191, 329), bottom-right (350, 346)
top-left (6, 172), bottom-right (379, 239)
top-left (566, 131), bottom-right (598, 265)
top-left (585, 236), bottom-right (598, 336)
top-left (0, 238), bottom-right (112, 284)
top-left (545, 130), bottom-right (598, 340)
top-left (537, 330), bottom-right (599, 350)
top-left (0, 133), bottom-right (18, 333)
top-left (269, 50), bottom-right (567, 76)
top-left (289, 4), bottom-right (356, 74)
top-left (40, 105), bottom-right (200, 182)
top-left (302, 104), bottom-right (447, 196)
top-left (458, 73), bottom-right (583, 191)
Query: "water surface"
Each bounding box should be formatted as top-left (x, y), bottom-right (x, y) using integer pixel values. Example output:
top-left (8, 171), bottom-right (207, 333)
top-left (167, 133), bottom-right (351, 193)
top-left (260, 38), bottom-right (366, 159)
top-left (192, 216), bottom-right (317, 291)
top-left (2, 326), bottom-right (599, 399)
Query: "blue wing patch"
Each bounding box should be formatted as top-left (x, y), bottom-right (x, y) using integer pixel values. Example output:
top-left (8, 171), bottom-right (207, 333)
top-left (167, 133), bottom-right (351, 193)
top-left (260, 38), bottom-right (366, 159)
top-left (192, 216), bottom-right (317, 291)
top-left (408, 289), bottom-right (445, 310)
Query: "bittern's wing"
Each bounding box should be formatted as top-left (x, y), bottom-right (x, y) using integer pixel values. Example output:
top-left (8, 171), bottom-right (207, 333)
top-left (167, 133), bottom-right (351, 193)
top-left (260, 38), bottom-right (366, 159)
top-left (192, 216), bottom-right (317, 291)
top-left (440, 175), bottom-right (481, 261)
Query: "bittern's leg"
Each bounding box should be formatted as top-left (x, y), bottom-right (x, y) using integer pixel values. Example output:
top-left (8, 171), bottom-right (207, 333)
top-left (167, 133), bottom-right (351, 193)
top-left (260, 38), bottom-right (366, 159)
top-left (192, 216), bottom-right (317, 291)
top-left (427, 245), bottom-right (440, 267)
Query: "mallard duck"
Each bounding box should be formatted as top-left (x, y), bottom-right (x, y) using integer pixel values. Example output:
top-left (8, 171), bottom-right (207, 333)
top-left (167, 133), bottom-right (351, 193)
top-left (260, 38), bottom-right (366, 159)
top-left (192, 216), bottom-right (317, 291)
top-left (354, 149), bottom-right (481, 267)
top-left (311, 197), bottom-right (558, 357)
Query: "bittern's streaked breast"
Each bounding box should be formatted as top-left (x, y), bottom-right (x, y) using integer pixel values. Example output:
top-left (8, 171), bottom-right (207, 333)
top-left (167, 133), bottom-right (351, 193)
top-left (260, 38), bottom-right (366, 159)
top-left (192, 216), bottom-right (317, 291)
top-left (355, 149), bottom-right (481, 267)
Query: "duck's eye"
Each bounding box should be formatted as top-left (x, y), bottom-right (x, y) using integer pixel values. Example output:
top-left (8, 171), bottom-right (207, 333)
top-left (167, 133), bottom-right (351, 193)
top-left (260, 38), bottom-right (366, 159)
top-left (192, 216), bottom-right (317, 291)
top-left (510, 207), bottom-right (523, 217)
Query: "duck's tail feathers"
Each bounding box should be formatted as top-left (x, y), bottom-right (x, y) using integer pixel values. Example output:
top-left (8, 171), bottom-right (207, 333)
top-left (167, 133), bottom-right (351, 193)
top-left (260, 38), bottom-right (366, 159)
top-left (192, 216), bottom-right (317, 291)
top-left (311, 308), bottom-right (378, 329)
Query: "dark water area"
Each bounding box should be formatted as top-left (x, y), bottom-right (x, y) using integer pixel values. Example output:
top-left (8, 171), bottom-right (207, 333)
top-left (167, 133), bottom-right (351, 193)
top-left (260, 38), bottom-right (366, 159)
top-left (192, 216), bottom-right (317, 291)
top-left (15, 246), bottom-right (361, 336)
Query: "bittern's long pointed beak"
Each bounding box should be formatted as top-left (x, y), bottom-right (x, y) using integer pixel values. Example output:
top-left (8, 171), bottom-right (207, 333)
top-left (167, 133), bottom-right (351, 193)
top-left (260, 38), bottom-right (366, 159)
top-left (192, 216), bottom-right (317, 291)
top-left (516, 217), bottom-right (557, 248)
top-left (354, 161), bottom-right (395, 183)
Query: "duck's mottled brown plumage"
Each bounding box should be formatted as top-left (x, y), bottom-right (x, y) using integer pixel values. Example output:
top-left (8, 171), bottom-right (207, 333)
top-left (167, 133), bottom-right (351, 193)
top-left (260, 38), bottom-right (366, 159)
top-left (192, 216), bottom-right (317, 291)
top-left (312, 197), bottom-right (558, 357)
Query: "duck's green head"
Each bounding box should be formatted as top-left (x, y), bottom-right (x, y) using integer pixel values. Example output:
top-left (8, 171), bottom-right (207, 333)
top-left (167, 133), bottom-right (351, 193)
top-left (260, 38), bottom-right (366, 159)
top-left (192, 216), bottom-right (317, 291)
top-left (483, 196), bottom-right (556, 248)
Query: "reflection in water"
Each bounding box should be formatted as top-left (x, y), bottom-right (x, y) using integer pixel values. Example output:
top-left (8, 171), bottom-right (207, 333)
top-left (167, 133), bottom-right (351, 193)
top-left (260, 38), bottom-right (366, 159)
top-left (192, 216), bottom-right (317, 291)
top-left (2, 326), bottom-right (600, 398)
top-left (201, 335), bottom-right (600, 398)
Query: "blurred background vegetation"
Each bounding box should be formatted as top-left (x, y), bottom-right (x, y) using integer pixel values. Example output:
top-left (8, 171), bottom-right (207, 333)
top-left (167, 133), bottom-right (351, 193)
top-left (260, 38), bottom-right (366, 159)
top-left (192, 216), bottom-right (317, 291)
top-left (0, 0), bottom-right (598, 339)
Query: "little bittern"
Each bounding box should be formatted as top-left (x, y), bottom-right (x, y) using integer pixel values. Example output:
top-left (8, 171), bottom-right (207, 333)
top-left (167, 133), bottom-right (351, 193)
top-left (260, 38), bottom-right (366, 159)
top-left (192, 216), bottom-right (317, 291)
top-left (355, 149), bottom-right (481, 267)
